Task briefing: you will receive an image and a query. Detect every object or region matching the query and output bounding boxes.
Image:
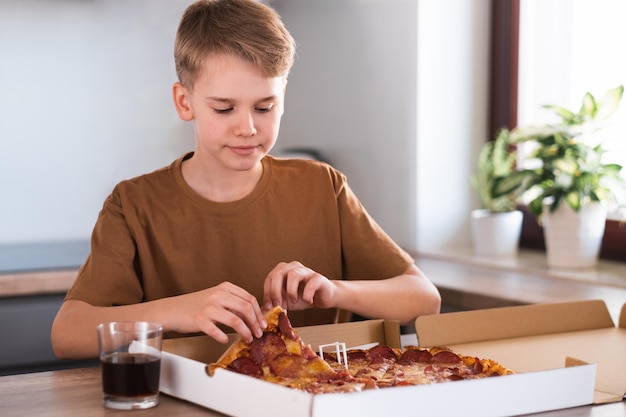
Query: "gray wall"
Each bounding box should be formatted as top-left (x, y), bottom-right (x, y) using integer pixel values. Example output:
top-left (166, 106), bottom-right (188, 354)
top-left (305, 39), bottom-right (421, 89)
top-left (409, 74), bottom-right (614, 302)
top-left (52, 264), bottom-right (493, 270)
top-left (275, 0), bottom-right (418, 249)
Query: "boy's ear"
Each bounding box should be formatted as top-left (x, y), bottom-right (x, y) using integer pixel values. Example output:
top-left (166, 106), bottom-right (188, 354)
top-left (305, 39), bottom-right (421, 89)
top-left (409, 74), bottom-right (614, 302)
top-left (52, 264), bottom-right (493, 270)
top-left (172, 82), bottom-right (194, 121)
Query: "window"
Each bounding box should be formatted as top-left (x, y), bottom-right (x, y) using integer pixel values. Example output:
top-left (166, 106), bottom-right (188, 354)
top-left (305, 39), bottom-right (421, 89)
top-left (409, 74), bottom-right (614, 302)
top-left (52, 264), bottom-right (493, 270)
top-left (490, 0), bottom-right (626, 261)
top-left (518, 0), bottom-right (626, 200)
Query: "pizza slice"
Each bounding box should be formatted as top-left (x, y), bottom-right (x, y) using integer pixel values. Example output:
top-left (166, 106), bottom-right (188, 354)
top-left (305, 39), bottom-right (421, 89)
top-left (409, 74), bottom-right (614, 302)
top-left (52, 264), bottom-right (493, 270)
top-left (208, 306), bottom-right (366, 393)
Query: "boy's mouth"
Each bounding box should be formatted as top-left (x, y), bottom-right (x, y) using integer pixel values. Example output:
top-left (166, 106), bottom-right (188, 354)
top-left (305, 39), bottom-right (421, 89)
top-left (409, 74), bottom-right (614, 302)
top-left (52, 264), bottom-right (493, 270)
top-left (228, 145), bottom-right (259, 156)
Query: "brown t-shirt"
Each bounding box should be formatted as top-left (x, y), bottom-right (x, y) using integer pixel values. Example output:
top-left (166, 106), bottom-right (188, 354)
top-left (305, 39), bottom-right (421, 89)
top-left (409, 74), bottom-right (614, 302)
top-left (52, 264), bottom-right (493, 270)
top-left (66, 153), bottom-right (414, 327)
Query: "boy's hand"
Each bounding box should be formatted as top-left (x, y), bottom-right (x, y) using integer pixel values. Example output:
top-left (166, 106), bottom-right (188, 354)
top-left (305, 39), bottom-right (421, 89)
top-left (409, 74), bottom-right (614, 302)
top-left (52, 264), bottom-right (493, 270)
top-left (176, 282), bottom-right (267, 344)
top-left (262, 261), bottom-right (337, 311)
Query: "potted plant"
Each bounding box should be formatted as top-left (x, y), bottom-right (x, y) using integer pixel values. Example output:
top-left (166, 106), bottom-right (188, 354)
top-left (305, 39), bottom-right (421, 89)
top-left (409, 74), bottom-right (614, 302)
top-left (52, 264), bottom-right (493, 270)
top-left (470, 128), bottom-right (525, 256)
top-left (494, 85), bottom-right (625, 267)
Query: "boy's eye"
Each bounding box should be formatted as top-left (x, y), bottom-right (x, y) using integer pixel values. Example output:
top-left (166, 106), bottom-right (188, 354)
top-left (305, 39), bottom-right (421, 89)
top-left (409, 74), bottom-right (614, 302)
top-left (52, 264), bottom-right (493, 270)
top-left (214, 108), bottom-right (233, 114)
top-left (255, 103), bottom-right (275, 113)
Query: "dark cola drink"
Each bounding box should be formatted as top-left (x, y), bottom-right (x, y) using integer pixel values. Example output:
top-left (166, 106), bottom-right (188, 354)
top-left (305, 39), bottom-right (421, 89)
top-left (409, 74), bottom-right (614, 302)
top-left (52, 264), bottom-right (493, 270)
top-left (101, 352), bottom-right (161, 398)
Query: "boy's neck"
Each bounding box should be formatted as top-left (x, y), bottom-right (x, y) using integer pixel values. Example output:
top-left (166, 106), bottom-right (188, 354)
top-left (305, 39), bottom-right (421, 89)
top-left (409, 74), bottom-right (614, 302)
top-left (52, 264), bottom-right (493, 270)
top-left (181, 155), bottom-right (264, 203)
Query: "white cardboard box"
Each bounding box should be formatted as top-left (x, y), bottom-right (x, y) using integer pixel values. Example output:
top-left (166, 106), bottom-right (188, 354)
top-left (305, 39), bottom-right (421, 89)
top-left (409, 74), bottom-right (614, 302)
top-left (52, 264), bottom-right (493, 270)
top-left (415, 299), bottom-right (626, 405)
top-left (160, 310), bottom-right (598, 417)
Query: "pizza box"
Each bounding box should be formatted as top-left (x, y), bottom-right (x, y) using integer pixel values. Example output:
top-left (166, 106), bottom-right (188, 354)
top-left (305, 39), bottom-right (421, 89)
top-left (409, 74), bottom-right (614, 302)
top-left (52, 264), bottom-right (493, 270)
top-left (415, 299), bottom-right (626, 405)
top-left (160, 314), bottom-right (596, 417)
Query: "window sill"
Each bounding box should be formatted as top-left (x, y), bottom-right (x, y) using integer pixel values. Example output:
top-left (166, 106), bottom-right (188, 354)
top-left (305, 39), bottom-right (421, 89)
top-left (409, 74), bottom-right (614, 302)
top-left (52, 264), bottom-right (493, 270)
top-left (416, 246), bottom-right (626, 290)
top-left (412, 247), bottom-right (626, 323)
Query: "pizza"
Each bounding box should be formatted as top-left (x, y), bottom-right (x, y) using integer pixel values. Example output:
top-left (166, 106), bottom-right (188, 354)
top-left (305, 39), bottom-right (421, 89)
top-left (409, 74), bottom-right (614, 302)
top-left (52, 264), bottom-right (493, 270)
top-left (208, 306), bottom-right (514, 393)
top-left (323, 345), bottom-right (513, 387)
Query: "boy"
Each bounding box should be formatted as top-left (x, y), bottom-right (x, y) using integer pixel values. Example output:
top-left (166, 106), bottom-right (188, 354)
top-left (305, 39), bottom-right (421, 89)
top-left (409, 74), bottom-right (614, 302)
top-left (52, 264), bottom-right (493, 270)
top-left (51, 0), bottom-right (440, 359)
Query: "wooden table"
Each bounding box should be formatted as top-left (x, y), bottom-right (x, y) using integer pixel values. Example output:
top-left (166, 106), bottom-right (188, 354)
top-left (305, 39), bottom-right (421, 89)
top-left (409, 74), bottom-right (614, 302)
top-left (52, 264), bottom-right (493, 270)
top-left (0, 367), bottom-right (225, 417)
top-left (0, 366), bottom-right (623, 417)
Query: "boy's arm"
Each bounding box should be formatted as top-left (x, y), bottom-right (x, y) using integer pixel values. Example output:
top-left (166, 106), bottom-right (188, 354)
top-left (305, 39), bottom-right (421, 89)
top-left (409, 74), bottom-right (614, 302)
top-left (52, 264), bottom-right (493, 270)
top-left (51, 299), bottom-right (157, 359)
top-left (51, 282), bottom-right (267, 359)
top-left (263, 263), bottom-right (441, 324)
top-left (330, 264), bottom-right (442, 323)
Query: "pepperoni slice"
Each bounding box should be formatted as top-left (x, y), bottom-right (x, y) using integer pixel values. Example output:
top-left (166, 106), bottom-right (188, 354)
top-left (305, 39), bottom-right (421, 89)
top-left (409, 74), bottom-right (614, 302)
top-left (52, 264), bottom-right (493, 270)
top-left (397, 347), bottom-right (432, 364)
top-left (301, 342), bottom-right (319, 361)
top-left (278, 312), bottom-right (297, 340)
top-left (431, 350), bottom-right (461, 364)
top-left (368, 345), bottom-right (397, 364)
top-left (323, 352), bottom-right (339, 363)
top-left (469, 358), bottom-right (483, 374)
top-left (250, 332), bottom-right (286, 364)
top-left (228, 357), bottom-right (263, 377)
top-left (346, 350), bottom-right (368, 362)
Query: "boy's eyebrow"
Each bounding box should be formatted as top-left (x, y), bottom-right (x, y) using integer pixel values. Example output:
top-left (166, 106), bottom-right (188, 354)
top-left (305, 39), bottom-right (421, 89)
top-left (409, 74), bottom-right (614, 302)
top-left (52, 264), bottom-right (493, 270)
top-left (206, 95), bottom-right (277, 103)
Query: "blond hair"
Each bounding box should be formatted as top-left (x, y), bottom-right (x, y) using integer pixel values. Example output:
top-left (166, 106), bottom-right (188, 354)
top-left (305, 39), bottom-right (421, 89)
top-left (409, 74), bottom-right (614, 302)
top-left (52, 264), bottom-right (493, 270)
top-left (174, 0), bottom-right (296, 88)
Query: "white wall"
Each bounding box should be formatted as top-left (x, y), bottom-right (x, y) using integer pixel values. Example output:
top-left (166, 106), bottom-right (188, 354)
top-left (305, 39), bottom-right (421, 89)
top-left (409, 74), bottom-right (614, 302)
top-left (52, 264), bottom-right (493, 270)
top-left (415, 0), bottom-right (490, 251)
top-left (0, 0), bottom-right (194, 244)
top-left (1, 0), bottom-right (491, 255)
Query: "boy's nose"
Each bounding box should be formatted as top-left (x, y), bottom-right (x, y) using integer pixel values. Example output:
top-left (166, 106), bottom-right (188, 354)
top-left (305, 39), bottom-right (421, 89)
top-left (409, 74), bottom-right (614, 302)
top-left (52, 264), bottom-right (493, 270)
top-left (234, 112), bottom-right (257, 137)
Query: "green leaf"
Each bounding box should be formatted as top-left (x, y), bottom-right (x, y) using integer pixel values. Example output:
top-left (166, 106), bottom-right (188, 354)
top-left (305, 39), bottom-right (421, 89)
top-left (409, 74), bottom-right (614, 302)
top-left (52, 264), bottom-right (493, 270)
top-left (589, 190), bottom-right (601, 202)
top-left (565, 191), bottom-right (581, 211)
top-left (491, 170), bottom-right (531, 198)
top-left (595, 85), bottom-right (624, 120)
top-left (528, 195), bottom-right (545, 217)
top-left (601, 163), bottom-right (623, 175)
top-left (510, 125), bottom-right (559, 142)
top-left (553, 157), bottom-right (578, 176)
top-left (548, 196), bottom-right (563, 213)
top-left (543, 104), bottom-right (577, 124)
top-left (578, 92), bottom-right (597, 119)
top-left (554, 172), bottom-right (574, 189)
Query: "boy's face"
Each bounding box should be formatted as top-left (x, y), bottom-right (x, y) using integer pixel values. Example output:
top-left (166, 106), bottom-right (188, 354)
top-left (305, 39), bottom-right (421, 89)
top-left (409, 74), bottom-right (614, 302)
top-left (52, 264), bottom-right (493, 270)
top-left (173, 53), bottom-right (286, 174)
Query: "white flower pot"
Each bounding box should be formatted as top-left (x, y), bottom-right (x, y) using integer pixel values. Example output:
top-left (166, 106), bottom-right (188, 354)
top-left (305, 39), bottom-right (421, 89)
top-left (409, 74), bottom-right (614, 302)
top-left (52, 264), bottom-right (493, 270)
top-left (471, 209), bottom-right (523, 256)
top-left (542, 202), bottom-right (607, 268)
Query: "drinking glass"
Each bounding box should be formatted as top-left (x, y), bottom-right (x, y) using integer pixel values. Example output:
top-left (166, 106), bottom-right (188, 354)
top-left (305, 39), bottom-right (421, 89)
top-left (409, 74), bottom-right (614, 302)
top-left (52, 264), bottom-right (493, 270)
top-left (96, 321), bottom-right (163, 410)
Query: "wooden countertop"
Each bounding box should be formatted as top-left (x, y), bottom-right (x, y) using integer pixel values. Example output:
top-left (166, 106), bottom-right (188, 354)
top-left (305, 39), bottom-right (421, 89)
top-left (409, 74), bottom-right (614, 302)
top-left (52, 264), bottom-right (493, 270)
top-left (0, 240), bottom-right (86, 297)
top-left (2, 248), bottom-right (625, 325)
top-left (0, 367), bottom-right (224, 417)
top-left (0, 269), bottom-right (77, 297)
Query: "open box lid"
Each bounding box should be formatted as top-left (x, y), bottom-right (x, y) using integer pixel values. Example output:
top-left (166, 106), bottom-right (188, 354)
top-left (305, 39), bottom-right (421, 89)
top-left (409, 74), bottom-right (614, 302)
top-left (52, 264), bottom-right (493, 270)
top-left (415, 299), bottom-right (626, 403)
